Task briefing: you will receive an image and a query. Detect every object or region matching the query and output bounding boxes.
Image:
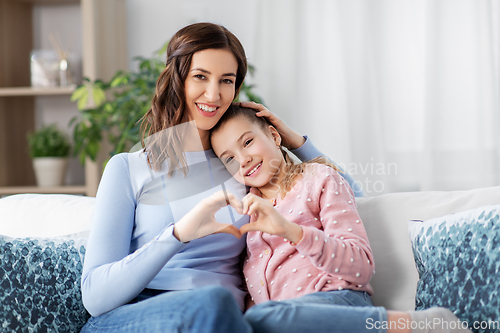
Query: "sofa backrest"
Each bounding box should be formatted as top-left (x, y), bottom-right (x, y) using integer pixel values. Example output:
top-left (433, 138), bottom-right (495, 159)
top-left (356, 186), bottom-right (500, 311)
top-left (3, 188), bottom-right (500, 312)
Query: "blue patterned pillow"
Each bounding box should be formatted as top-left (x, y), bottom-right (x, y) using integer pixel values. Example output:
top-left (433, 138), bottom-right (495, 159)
top-left (408, 205), bottom-right (500, 333)
top-left (0, 236), bottom-right (90, 333)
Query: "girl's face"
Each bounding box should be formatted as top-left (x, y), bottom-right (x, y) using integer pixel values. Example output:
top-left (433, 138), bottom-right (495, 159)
top-left (184, 48), bottom-right (238, 132)
top-left (211, 116), bottom-right (285, 190)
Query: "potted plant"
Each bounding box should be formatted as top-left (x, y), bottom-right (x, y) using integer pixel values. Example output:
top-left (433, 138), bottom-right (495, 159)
top-left (70, 42), bottom-right (263, 169)
top-left (27, 124), bottom-right (71, 187)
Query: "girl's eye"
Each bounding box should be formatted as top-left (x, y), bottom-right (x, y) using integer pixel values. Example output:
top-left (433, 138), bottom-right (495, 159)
top-left (244, 138), bottom-right (253, 147)
top-left (194, 74), bottom-right (206, 80)
top-left (222, 78), bottom-right (234, 84)
top-left (224, 156), bottom-right (234, 164)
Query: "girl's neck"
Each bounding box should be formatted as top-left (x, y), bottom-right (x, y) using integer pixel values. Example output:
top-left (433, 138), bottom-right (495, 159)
top-left (258, 159), bottom-right (286, 200)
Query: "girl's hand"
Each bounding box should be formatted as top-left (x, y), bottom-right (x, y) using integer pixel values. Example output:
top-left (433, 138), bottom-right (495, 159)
top-left (173, 190), bottom-right (243, 243)
top-left (239, 193), bottom-right (303, 244)
top-left (236, 101), bottom-right (306, 150)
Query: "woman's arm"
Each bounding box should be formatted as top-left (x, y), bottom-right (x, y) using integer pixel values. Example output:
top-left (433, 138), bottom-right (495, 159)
top-left (81, 154), bottom-right (187, 317)
top-left (237, 101), bottom-right (364, 197)
top-left (81, 154), bottom-right (242, 317)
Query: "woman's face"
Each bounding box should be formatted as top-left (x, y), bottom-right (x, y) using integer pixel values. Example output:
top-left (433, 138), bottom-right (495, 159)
top-left (184, 48), bottom-right (239, 132)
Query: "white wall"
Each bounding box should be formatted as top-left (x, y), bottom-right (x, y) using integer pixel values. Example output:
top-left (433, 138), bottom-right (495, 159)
top-left (36, 0), bottom-right (499, 193)
top-left (126, 0), bottom-right (260, 70)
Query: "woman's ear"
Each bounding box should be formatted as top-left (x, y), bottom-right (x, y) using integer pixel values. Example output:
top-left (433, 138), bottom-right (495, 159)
top-left (268, 125), bottom-right (282, 148)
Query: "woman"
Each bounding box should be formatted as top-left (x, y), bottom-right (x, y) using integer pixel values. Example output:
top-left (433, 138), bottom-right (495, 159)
top-left (80, 22), bottom-right (348, 332)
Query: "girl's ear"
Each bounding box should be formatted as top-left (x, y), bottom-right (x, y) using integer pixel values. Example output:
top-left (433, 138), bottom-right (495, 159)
top-left (268, 125), bottom-right (282, 148)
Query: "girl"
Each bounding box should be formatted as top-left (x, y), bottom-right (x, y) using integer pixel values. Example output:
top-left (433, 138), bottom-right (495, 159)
top-left (80, 22), bottom-right (356, 333)
top-left (210, 104), bottom-right (471, 333)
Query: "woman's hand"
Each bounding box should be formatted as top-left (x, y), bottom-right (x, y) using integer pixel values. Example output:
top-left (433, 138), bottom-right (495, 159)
top-left (173, 190), bottom-right (244, 243)
top-left (236, 101), bottom-right (306, 150)
top-left (239, 193), bottom-right (303, 244)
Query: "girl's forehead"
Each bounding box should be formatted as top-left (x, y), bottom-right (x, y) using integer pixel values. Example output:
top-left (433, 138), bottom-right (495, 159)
top-left (222, 115), bottom-right (255, 130)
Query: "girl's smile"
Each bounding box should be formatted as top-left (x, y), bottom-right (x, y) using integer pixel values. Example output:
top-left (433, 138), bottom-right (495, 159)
top-left (245, 162), bottom-right (262, 177)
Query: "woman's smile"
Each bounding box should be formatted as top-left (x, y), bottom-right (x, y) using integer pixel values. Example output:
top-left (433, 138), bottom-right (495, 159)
top-left (196, 102), bottom-right (220, 117)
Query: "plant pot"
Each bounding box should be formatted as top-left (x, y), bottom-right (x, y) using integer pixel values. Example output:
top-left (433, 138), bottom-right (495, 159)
top-left (32, 157), bottom-right (68, 187)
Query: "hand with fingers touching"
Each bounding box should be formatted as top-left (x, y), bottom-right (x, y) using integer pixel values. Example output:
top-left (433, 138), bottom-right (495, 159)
top-left (173, 190), bottom-right (244, 243)
top-left (239, 193), bottom-right (303, 244)
top-left (236, 101), bottom-right (306, 150)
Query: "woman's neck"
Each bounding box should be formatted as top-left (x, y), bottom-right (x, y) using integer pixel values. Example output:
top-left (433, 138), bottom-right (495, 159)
top-left (181, 123), bottom-right (211, 151)
top-left (198, 128), bottom-right (211, 150)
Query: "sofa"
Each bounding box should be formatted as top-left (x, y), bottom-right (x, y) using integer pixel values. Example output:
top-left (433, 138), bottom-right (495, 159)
top-left (1, 186), bottom-right (499, 332)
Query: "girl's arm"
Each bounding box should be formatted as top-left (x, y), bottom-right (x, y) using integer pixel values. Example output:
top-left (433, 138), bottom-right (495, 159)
top-left (240, 165), bottom-right (374, 287)
top-left (292, 164), bottom-right (374, 286)
top-left (81, 154), bottom-right (241, 317)
top-left (237, 101), bottom-right (364, 197)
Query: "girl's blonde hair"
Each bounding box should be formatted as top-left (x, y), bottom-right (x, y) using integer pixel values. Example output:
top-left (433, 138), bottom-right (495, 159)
top-left (210, 104), bottom-right (341, 197)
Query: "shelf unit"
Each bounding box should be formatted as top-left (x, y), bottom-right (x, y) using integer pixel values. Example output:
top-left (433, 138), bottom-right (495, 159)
top-left (0, 86), bottom-right (76, 96)
top-left (0, 0), bottom-right (128, 197)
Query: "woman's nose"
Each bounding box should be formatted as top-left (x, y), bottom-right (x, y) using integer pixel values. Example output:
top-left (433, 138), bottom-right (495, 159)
top-left (204, 81), bottom-right (220, 102)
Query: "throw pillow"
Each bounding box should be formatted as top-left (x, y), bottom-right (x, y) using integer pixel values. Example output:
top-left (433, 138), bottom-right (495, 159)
top-left (0, 194), bottom-right (94, 238)
top-left (0, 236), bottom-right (89, 333)
top-left (408, 204), bottom-right (500, 333)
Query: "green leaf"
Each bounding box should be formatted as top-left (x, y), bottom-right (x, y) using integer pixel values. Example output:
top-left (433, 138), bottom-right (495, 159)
top-left (77, 94), bottom-right (89, 110)
top-left (27, 124), bottom-right (71, 157)
top-left (71, 85), bottom-right (88, 102)
top-left (92, 87), bottom-right (107, 106)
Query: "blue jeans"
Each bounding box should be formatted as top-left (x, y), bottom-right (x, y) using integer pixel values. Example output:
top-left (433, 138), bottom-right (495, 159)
top-left (80, 286), bottom-right (252, 333)
top-left (244, 290), bottom-right (387, 333)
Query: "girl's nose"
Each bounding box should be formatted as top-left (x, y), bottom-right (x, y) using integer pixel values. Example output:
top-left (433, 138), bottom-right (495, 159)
top-left (239, 154), bottom-right (252, 169)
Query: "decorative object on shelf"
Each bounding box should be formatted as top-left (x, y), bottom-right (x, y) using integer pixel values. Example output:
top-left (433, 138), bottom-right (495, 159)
top-left (70, 41), bottom-right (263, 169)
top-left (27, 124), bottom-right (72, 187)
top-left (48, 33), bottom-right (75, 87)
top-left (30, 33), bottom-right (78, 88)
top-left (30, 49), bottom-right (60, 87)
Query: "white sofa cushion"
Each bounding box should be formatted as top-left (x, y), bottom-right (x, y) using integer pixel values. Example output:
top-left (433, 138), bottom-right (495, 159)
top-left (356, 186), bottom-right (500, 311)
top-left (0, 194), bottom-right (95, 238)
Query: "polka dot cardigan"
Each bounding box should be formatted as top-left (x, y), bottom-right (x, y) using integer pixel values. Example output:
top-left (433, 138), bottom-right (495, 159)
top-left (243, 163), bottom-right (375, 304)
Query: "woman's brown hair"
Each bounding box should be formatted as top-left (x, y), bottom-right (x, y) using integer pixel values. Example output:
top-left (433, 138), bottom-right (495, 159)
top-left (211, 104), bottom-right (341, 197)
top-left (140, 22), bottom-right (248, 175)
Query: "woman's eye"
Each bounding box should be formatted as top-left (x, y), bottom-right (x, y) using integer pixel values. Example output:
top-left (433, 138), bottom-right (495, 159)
top-left (244, 138), bottom-right (253, 147)
top-left (224, 156), bottom-right (234, 164)
top-left (194, 74), bottom-right (206, 80)
top-left (222, 78), bottom-right (234, 84)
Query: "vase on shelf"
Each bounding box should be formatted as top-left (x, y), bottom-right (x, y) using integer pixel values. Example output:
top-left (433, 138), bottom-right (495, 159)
top-left (32, 157), bottom-right (68, 187)
top-left (27, 124), bottom-right (71, 187)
